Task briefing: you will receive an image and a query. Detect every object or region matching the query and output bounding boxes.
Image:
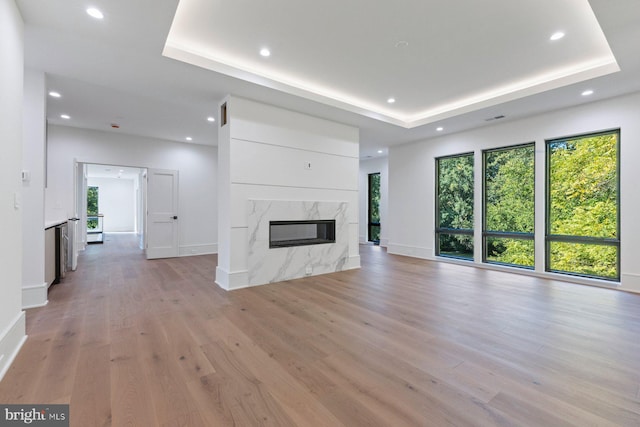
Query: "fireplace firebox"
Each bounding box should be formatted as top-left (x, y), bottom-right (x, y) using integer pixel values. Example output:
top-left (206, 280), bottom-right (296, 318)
top-left (269, 220), bottom-right (336, 248)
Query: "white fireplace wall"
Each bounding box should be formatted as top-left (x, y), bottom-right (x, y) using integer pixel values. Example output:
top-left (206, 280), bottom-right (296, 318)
top-left (216, 96), bottom-right (360, 290)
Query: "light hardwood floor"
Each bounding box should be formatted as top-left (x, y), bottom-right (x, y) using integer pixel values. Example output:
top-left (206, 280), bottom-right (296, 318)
top-left (1, 233), bottom-right (640, 426)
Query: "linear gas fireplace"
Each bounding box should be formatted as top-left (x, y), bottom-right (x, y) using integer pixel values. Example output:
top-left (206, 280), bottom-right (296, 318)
top-left (269, 220), bottom-right (336, 248)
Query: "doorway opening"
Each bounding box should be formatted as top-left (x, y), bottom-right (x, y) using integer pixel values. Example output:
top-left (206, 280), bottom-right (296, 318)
top-left (73, 163), bottom-right (147, 266)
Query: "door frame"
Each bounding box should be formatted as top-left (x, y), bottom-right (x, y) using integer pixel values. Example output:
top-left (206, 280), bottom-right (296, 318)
top-left (75, 161), bottom-right (148, 254)
top-left (146, 168), bottom-right (179, 259)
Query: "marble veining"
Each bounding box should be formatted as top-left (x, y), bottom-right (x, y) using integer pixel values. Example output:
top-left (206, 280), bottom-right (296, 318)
top-left (247, 200), bottom-right (349, 285)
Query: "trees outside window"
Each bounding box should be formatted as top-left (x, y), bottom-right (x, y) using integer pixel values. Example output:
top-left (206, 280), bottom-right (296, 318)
top-left (436, 153), bottom-right (474, 259)
top-left (368, 173), bottom-right (381, 243)
top-left (484, 144), bottom-right (535, 267)
top-left (87, 186), bottom-right (99, 230)
top-left (546, 130), bottom-right (619, 280)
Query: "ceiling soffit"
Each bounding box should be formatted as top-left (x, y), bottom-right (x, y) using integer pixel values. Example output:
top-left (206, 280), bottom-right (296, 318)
top-left (164, 0), bottom-right (618, 128)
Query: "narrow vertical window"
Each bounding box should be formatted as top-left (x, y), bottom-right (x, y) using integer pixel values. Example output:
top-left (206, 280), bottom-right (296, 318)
top-left (87, 186), bottom-right (99, 230)
top-left (368, 173), bottom-right (381, 243)
top-left (436, 153), bottom-right (474, 259)
top-left (483, 143), bottom-right (535, 267)
top-left (546, 130), bottom-right (619, 280)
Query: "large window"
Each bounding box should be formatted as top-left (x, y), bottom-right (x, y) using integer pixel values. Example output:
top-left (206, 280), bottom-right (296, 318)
top-left (546, 130), bottom-right (619, 280)
top-left (483, 144), bottom-right (535, 268)
top-left (436, 153), bottom-right (474, 259)
top-left (368, 173), bottom-right (381, 243)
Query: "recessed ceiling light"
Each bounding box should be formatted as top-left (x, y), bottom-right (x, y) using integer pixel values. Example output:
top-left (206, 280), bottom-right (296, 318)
top-left (207, 116), bottom-right (215, 122)
top-left (377, 150), bottom-right (383, 154)
top-left (436, 127), bottom-right (444, 131)
top-left (260, 48), bottom-right (271, 57)
top-left (87, 7), bottom-right (104, 19)
top-left (185, 136), bottom-right (193, 141)
top-left (581, 89), bottom-right (594, 96)
top-left (387, 98), bottom-right (396, 104)
top-left (48, 91), bottom-right (61, 98)
top-left (60, 114), bottom-right (70, 119)
top-left (550, 31), bottom-right (565, 41)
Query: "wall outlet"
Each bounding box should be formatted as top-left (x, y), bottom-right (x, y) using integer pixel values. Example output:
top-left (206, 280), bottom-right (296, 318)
top-left (305, 266), bottom-right (312, 275)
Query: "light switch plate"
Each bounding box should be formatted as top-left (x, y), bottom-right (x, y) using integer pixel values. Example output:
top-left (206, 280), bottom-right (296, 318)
top-left (14, 192), bottom-right (21, 210)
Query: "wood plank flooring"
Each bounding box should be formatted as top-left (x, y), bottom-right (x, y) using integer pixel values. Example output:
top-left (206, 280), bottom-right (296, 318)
top-left (1, 233), bottom-right (640, 426)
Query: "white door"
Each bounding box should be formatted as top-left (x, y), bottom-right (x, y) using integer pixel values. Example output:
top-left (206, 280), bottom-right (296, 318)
top-left (146, 168), bottom-right (179, 259)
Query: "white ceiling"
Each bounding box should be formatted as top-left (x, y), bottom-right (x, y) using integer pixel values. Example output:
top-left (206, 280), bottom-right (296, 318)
top-left (17, 0), bottom-right (640, 158)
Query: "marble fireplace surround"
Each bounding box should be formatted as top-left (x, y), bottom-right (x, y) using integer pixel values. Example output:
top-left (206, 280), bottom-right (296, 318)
top-left (248, 200), bottom-right (349, 286)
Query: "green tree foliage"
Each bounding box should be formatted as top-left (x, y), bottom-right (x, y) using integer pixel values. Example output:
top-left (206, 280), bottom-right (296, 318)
top-left (436, 132), bottom-right (617, 278)
top-left (486, 146), bottom-right (534, 233)
top-left (485, 145), bottom-right (535, 266)
top-left (438, 155), bottom-right (474, 229)
top-left (437, 154), bottom-right (474, 257)
top-left (549, 132), bottom-right (618, 278)
top-left (550, 242), bottom-right (617, 278)
top-left (369, 173), bottom-right (381, 241)
top-left (87, 186), bottom-right (99, 230)
top-left (549, 134), bottom-right (617, 237)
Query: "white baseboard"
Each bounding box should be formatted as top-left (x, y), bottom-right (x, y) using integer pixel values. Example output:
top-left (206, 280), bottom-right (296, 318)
top-left (22, 282), bottom-right (48, 309)
top-left (0, 311), bottom-right (27, 382)
top-left (387, 243), bottom-right (434, 260)
top-left (359, 236), bottom-right (388, 247)
top-left (618, 273), bottom-right (640, 294)
top-left (179, 243), bottom-right (217, 257)
top-left (215, 266), bottom-right (249, 291)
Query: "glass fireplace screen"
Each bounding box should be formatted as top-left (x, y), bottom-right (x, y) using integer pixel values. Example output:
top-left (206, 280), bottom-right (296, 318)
top-left (269, 220), bottom-right (336, 248)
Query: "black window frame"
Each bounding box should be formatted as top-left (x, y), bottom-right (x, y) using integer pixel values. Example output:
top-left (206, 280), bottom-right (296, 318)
top-left (545, 129), bottom-right (620, 281)
top-left (367, 172), bottom-right (381, 243)
top-left (435, 152), bottom-right (475, 260)
top-left (482, 142), bottom-right (536, 269)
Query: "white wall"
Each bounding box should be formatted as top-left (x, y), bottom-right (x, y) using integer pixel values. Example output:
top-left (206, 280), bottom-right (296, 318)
top-left (87, 177), bottom-right (136, 232)
top-left (216, 96), bottom-right (360, 289)
top-left (0, 0), bottom-right (27, 381)
top-left (46, 125), bottom-right (218, 256)
top-left (359, 156), bottom-right (389, 246)
top-left (21, 69), bottom-right (47, 308)
top-left (388, 91), bottom-right (640, 293)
